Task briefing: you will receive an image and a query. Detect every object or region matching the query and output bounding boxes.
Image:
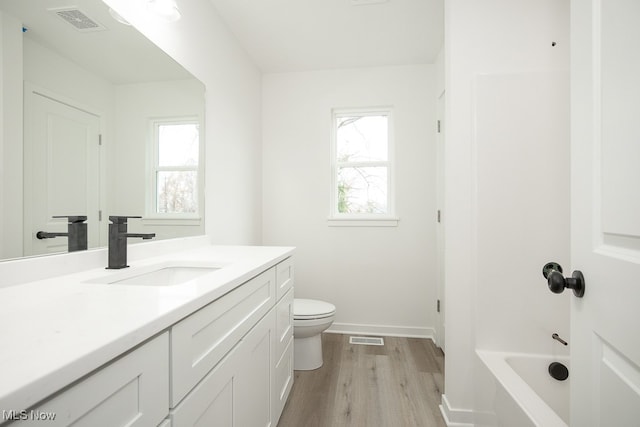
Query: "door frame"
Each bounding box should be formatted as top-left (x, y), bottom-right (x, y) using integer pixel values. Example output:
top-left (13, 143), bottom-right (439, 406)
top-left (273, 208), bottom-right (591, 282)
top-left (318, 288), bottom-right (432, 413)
top-left (435, 89), bottom-right (446, 351)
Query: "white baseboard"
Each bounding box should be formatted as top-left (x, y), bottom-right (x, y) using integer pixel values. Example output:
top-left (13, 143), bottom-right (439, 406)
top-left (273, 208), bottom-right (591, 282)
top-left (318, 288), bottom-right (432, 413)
top-left (440, 394), bottom-right (474, 427)
top-left (326, 322), bottom-right (435, 339)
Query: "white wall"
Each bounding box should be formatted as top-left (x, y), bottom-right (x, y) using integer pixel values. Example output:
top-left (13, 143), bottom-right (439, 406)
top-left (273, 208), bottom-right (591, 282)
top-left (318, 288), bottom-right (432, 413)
top-left (443, 0), bottom-right (570, 423)
top-left (262, 65), bottom-right (437, 337)
top-left (103, 0), bottom-right (263, 245)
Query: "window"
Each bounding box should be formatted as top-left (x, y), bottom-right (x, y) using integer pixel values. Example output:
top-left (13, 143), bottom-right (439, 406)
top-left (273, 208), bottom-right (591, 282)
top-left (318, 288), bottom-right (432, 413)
top-left (330, 108), bottom-right (397, 226)
top-left (149, 118), bottom-right (200, 218)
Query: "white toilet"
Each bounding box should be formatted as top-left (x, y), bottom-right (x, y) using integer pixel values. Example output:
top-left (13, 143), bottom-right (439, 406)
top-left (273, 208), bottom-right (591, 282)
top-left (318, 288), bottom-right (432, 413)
top-left (293, 298), bottom-right (336, 370)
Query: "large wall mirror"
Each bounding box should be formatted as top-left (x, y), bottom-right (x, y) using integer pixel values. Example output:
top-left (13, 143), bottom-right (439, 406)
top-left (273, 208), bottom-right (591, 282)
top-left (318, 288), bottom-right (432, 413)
top-left (0, 0), bottom-right (205, 261)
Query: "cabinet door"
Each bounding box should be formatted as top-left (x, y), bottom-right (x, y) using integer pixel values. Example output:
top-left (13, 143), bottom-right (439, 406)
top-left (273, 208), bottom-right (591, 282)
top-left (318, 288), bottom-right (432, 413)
top-left (274, 334), bottom-right (294, 422)
top-left (171, 310), bottom-right (277, 427)
top-left (16, 333), bottom-right (169, 427)
top-left (273, 279), bottom-right (294, 423)
top-left (170, 344), bottom-right (241, 427)
top-left (236, 309), bottom-right (276, 427)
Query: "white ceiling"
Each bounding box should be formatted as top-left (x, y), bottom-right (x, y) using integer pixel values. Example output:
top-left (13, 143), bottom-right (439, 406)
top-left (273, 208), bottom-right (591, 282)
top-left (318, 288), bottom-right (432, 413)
top-left (2, 0), bottom-right (443, 80)
top-left (1, 0), bottom-right (193, 84)
top-left (208, 0), bottom-right (444, 73)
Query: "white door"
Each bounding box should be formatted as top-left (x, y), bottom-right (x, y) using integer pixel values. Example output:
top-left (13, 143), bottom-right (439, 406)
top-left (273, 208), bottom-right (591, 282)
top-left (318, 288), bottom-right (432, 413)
top-left (23, 87), bottom-right (101, 256)
top-left (571, 0), bottom-right (640, 425)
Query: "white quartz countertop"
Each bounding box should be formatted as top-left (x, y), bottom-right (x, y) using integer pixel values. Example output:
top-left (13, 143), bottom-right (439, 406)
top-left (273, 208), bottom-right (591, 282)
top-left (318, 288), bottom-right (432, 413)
top-left (0, 244), bottom-right (294, 414)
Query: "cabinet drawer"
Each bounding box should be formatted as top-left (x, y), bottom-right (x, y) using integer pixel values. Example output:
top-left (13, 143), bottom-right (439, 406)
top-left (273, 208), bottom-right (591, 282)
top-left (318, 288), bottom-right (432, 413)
top-left (15, 333), bottom-right (169, 427)
top-left (276, 257), bottom-right (294, 301)
top-left (275, 287), bottom-right (294, 361)
top-left (170, 267), bottom-right (276, 406)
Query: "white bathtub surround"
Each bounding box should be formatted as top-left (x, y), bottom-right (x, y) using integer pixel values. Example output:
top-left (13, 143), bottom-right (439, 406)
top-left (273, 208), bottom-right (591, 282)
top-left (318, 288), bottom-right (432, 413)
top-left (443, 0), bottom-right (570, 420)
top-left (0, 243), bottom-right (293, 413)
top-left (476, 350), bottom-right (569, 427)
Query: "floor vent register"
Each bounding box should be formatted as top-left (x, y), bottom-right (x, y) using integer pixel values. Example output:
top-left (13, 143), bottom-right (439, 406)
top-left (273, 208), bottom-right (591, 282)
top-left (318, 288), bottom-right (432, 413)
top-left (349, 336), bottom-right (385, 346)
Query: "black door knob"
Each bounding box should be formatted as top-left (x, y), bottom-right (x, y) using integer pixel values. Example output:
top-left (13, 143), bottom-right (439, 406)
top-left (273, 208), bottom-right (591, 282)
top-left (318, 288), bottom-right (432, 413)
top-left (542, 262), bottom-right (585, 298)
top-left (547, 270), bottom-right (567, 293)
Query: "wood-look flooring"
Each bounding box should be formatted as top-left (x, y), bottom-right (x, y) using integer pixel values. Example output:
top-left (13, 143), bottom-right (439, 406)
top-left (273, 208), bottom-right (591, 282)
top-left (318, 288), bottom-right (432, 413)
top-left (277, 333), bottom-right (446, 427)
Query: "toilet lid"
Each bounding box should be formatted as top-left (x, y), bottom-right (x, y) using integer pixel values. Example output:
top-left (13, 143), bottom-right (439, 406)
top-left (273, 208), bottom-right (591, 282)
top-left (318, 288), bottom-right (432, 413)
top-left (294, 298), bottom-right (336, 319)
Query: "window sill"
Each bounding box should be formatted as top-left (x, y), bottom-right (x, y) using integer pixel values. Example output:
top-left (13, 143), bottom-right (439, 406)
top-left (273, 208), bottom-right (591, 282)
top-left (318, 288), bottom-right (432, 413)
top-left (327, 217), bottom-right (399, 227)
top-left (142, 216), bottom-right (202, 226)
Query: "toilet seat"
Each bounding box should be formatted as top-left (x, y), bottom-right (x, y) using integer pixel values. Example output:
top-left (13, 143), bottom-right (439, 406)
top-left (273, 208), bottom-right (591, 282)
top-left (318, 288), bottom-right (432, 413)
top-left (294, 298), bottom-right (336, 320)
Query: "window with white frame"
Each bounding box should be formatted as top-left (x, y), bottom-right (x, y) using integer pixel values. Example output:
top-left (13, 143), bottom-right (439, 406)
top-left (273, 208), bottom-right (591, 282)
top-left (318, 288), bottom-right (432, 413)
top-left (330, 108), bottom-right (396, 224)
top-left (150, 118), bottom-right (200, 216)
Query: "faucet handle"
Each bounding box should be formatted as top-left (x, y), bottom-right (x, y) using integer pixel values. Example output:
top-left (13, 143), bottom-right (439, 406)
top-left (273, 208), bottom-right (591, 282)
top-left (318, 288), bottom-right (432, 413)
top-left (108, 216), bottom-right (142, 224)
top-left (52, 215), bottom-right (87, 223)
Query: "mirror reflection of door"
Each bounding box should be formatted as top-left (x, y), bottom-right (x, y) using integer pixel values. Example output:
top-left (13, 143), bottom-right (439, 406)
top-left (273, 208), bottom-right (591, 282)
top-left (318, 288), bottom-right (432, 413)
top-left (23, 86), bottom-right (101, 256)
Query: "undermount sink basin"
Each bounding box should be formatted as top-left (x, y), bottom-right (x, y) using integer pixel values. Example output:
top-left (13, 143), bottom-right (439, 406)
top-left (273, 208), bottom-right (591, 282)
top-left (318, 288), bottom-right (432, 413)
top-left (87, 261), bottom-right (226, 286)
top-left (111, 266), bottom-right (219, 286)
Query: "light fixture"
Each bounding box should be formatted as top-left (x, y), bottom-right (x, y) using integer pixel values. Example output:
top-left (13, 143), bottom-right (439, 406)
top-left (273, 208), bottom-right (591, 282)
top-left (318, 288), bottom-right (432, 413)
top-left (146, 0), bottom-right (182, 22)
top-left (108, 8), bottom-right (131, 26)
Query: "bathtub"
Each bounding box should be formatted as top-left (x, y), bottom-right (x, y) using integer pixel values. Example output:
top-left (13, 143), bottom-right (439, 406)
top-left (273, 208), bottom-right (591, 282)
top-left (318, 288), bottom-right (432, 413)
top-left (476, 350), bottom-right (569, 427)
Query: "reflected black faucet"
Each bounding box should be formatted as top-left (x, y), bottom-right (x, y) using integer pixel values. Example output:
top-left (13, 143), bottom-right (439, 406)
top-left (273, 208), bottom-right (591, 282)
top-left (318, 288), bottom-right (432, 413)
top-left (36, 216), bottom-right (88, 252)
top-left (107, 216), bottom-right (155, 269)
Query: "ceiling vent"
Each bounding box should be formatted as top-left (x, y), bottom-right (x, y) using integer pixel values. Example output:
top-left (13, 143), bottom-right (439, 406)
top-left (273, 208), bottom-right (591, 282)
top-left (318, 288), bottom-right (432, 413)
top-left (48, 7), bottom-right (107, 32)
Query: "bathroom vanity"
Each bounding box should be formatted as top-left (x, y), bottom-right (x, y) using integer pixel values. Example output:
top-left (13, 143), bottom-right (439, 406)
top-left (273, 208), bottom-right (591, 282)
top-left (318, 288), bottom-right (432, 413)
top-left (0, 242), bottom-right (294, 426)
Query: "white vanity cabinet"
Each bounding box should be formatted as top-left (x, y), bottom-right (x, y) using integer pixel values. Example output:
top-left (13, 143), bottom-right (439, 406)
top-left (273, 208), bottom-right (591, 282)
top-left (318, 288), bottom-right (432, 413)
top-left (14, 332), bottom-right (169, 427)
top-left (169, 256), bottom-right (294, 427)
top-left (3, 254), bottom-right (294, 427)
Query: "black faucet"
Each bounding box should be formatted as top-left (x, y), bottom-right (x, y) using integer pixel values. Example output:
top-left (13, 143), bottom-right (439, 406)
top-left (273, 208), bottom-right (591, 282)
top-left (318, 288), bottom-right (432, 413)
top-left (552, 333), bottom-right (568, 346)
top-left (107, 216), bottom-right (155, 269)
top-left (36, 216), bottom-right (88, 252)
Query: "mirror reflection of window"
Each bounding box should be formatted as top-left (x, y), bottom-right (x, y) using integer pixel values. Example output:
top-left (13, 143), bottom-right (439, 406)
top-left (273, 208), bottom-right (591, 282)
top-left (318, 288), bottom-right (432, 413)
top-left (152, 119), bottom-right (200, 215)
